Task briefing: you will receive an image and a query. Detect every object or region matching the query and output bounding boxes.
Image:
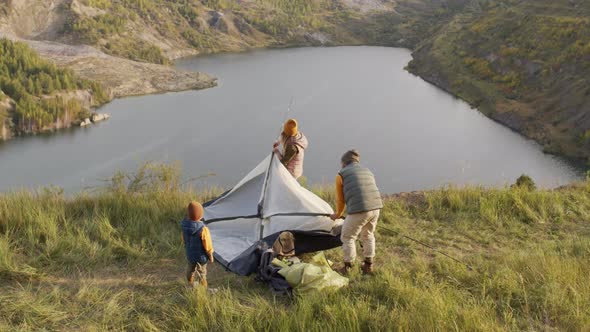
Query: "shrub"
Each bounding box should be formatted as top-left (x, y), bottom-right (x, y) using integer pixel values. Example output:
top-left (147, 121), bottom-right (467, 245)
top-left (84, 0), bottom-right (112, 9)
top-left (69, 14), bottom-right (126, 44)
top-left (104, 40), bottom-right (169, 65)
top-left (512, 174), bottom-right (536, 191)
top-left (463, 57), bottom-right (495, 80)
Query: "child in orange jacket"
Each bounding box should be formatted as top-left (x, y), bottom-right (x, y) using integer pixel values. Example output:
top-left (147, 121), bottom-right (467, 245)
top-left (180, 201), bottom-right (214, 288)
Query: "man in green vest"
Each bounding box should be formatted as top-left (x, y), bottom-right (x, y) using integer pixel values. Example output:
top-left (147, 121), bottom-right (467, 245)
top-left (330, 149), bottom-right (383, 275)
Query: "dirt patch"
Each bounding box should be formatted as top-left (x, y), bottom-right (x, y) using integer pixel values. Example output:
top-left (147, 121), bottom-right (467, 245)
top-left (341, 0), bottom-right (391, 13)
top-left (59, 55), bottom-right (217, 98)
top-left (0, 0), bottom-right (68, 40)
top-left (38, 258), bottom-right (242, 294)
top-left (0, 36), bottom-right (217, 99)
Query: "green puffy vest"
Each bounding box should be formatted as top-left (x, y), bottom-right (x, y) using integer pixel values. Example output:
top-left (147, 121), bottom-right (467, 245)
top-left (339, 163), bottom-right (383, 214)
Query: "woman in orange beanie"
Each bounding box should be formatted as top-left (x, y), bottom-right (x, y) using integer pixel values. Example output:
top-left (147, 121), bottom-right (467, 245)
top-left (273, 118), bottom-right (308, 179)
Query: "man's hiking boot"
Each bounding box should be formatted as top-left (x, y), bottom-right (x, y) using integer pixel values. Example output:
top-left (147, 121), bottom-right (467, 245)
top-left (335, 262), bottom-right (353, 275)
top-left (361, 258), bottom-right (374, 275)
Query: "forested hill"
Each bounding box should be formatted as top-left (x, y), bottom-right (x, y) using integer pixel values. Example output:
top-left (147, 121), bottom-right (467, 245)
top-left (408, 0), bottom-right (590, 162)
top-left (0, 39), bottom-right (108, 138)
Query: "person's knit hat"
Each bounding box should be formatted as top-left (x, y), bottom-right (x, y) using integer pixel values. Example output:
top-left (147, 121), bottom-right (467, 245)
top-left (188, 201), bottom-right (204, 221)
top-left (283, 119), bottom-right (298, 137)
top-left (341, 149), bottom-right (360, 165)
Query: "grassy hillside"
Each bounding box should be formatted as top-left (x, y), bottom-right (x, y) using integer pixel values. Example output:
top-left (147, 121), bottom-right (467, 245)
top-left (0, 38), bottom-right (109, 135)
top-left (1, 166), bottom-right (589, 330)
top-left (58, 0), bottom-right (359, 62)
top-left (408, 0), bottom-right (590, 162)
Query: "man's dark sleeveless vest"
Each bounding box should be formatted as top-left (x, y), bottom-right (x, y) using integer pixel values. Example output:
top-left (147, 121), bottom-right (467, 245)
top-left (181, 219), bottom-right (209, 264)
top-left (339, 163), bottom-right (383, 214)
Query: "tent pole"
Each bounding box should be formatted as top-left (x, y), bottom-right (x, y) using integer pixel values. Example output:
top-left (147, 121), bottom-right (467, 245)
top-left (257, 153), bottom-right (275, 240)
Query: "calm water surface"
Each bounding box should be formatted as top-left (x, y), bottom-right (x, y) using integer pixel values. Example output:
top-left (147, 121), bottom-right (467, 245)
top-left (0, 47), bottom-right (583, 193)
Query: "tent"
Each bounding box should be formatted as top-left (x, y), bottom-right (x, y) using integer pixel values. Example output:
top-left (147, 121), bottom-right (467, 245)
top-left (203, 154), bottom-right (342, 275)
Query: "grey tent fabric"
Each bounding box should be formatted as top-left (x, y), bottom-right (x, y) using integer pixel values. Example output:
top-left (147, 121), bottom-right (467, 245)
top-left (203, 154), bottom-right (342, 275)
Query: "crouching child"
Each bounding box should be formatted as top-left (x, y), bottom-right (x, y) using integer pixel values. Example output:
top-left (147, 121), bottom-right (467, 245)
top-left (181, 201), bottom-right (214, 288)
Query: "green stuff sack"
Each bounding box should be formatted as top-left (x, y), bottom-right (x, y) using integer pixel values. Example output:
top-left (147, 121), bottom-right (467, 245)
top-left (278, 252), bottom-right (348, 295)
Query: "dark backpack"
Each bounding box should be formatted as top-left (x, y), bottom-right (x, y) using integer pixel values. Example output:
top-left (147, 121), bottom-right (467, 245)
top-left (256, 249), bottom-right (291, 295)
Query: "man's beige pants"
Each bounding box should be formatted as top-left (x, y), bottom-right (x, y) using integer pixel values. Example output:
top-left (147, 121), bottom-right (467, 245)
top-left (340, 209), bottom-right (380, 263)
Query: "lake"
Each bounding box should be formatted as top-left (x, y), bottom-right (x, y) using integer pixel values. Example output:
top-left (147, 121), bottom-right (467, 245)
top-left (0, 46), bottom-right (583, 193)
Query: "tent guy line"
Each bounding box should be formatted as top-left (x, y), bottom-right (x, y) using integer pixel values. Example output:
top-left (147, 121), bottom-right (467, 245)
top-left (378, 225), bottom-right (474, 271)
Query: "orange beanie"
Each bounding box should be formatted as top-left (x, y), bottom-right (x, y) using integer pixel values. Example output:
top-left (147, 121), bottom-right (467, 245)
top-left (188, 201), bottom-right (204, 221)
top-left (283, 119), bottom-right (298, 137)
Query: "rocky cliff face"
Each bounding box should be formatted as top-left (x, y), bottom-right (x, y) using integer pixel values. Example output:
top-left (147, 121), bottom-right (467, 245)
top-left (0, 0), bottom-right (67, 39)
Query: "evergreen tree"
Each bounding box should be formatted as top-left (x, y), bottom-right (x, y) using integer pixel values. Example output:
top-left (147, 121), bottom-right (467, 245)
top-left (0, 38), bottom-right (108, 134)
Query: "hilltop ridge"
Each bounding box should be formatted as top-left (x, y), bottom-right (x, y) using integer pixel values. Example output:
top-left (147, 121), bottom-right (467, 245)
top-left (0, 170), bottom-right (589, 330)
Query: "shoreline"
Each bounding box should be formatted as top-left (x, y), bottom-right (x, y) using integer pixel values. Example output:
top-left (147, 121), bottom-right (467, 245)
top-left (0, 36), bottom-right (219, 141)
top-left (151, 43), bottom-right (590, 166)
top-left (2, 38), bottom-right (586, 166)
top-left (406, 58), bottom-right (590, 165)
top-left (0, 43), bottom-right (584, 195)
top-left (406, 69), bottom-right (588, 167)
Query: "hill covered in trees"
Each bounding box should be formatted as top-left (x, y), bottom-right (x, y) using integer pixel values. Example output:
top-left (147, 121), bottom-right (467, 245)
top-left (0, 39), bottom-right (108, 136)
top-left (0, 0), bottom-right (588, 162)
